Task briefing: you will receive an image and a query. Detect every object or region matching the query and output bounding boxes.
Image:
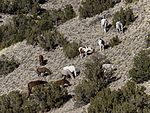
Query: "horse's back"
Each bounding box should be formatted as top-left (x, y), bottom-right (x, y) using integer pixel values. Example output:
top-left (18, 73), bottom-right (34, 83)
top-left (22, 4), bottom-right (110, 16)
top-left (28, 80), bottom-right (48, 86)
top-left (102, 64), bottom-right (114, 69)
top-left (63, 66), bottom-right (75, 72)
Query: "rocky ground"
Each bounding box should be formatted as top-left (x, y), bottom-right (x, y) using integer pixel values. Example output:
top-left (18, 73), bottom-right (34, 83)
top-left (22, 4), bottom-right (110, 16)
top-left (0, 0), bottom-right (150, 113)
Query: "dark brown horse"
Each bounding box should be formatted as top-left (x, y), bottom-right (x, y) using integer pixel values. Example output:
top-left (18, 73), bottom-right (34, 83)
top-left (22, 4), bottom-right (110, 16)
top-left (36, 67), bottom-right (52, 76)
top-left (27, 80), bottom-right (48, 98)
top-left (54, 76), bottom-right (71, 87)
top-left (39, 55), bottom-right (47, 66)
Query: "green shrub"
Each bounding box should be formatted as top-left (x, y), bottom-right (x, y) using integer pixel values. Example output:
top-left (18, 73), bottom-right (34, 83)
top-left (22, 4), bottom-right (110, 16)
top-left (49, 4), bottom-right (76, 26)
top-left (88, 81), bottom-right (150, 113)
top-left (0, 0), bottom-right (40, 14)
top-left (75, 54), bottom-right (113, 104)
top-left (36, 0), bottom-right (47, 4)
top-left (63, 42), bottom-right (80, 59)
top-left (0, 57), bottom-right (19, 77)
top-left (34, 83), bottom-right (67, 108)
top-left (0, 4), bottom-right (76, 50)
top-left (0, 82), bottom-right (69, 113)
top-left (125, 0), bottom-right (139, 3)
top-left (0, 91), bottom-right (24, 113)
top-left (26, 29), bottom-right (66, 51)
top-left (112, 7), bottom-right (135, 26)
top-left (79, 0), bottom-right (120, 18)
top-left (0, 14), bottom-right (35, 49)
top-left (63, 4), bottom-right (76, 21)
top-left (129, 50), bottom-right (150, 83)
top-left (75, 80), bottom-right (102, 104)
top-left (146, 32), bottom-right (150, 48)
top-left (109, 35), bottom-right (121, 47)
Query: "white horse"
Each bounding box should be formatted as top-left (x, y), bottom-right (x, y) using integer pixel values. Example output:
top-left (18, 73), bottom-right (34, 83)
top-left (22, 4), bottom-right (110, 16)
top-left (116, 21), bottom-right (123, 33)
top-left (63, 66), bottom-right (77, 79)
top-left (78, 46), bottom-right (94, 59)
top-left (98, 39), bottom-right (105, 51)
top-left (101, 18), bottom-right (108, 32)
top-left (102, 64), bottom-right (116, 73)
top-left (61, 69), bottom-right (74, 79)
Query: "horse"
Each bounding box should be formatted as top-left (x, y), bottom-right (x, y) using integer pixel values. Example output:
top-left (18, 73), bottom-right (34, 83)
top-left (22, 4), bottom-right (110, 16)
top-left (61, 69), bottom-right (74, 79)
top-left (27, 80), bottom-right (48, 98)
top-left (102, 63), bottom-right (117, 73)
top-left (63, 65), bottom-right (80, 78)
top-left (98, 39), bottom-right (105, 51)
top-left (78, 46), bottom-right (94, 59)
top-left (54, 76), bottom-right (71, 87)
top-left (36, 67), bottom-right (52, 76)
top-left (101, 18), bottom-right (108, 32)
top-left (39, 55), bottom-right (47, 66)
top-left (116, 21), bottom-right (123, 33)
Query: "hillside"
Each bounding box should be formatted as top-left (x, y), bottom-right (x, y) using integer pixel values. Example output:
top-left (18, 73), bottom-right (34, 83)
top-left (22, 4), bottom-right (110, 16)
top-left (0, 0), bottom-right (150, 113)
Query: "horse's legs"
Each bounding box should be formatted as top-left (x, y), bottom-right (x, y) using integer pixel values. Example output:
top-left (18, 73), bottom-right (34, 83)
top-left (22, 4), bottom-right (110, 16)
top-left (99, 45), bottom-right (102, 51)
top-left (84, 52), bottom-right (87, 58)
top-left (117, 28), bottom-right (119, 33)
top-left (104, 28), bottom-right (107, 32)
top-left (79, 53), bottom-right (82, 59)
top-left (102, 45), bottom-right (104, 51)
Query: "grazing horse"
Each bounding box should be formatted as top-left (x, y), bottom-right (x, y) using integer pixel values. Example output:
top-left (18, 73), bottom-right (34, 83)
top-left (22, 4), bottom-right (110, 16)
top-left (39, 55), bottom-right (47, 66)
top-left (61, 69), bottom-right (74, 79)
top-left (36, 67), bottom-right (52, 76)
top-left (102, 63), bottom-right (117, 73)
top-left (63, 65), bottom-right (78, 78)
top-left (98, 39), bottom-right (105, 51)
top-left (54, 76), bottom-right (71, 87)
top-left (79, 46), bottom-right (94, 59)
top-left (27, 80), bottom-right (48, 98)
top-left (101, 18), bottom-right (108, 32)
top-left (116, 21), bottom-right (123, 33)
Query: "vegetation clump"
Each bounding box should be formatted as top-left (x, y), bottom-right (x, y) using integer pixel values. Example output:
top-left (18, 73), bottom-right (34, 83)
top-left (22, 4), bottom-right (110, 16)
top-left (0, 4), bottom-right (76, 50)
top-left (109, 35), bottom-right (121, 47)
top-left (75, 54), bottom-right (114, 104)
top-left (145, 32), bottom-right (150, 48)
top-left (112, 7), bottom-right (135, 27)
top-left (0, 57), bottom-right (19, 77)
top-left (0, 0), bottom-right (40, 14)
top-left (0, 82), bottom-right (69, 113)
top-left (42, 4), bottom-right (76, 26)
top-left (63, 42), bottom-right (80, 59)
top-left (88, 81), bottom-right (150, 113)
top-left (129, 49), bottom-right (150, 83)
top-left (79, 0), bottom-right (120, 18)
top-left (125, 0), bottom-right (139, 3)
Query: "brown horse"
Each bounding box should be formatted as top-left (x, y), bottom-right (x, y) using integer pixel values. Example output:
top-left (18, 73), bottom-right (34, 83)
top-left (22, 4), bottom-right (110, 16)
top-left (39, 55), bottom-right (47, 66)
top-left (54, 76), bottom-right (71, 87)
top-left (27, 80), bottom-right (48, 98)
top-left (36, 67), bottom-right (52, 76)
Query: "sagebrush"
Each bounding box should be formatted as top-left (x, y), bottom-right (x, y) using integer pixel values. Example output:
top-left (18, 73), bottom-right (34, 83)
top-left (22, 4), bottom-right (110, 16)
top-left (112, 7), bottom-right (135, 27)
top-left (75, 54), bottom-right (113, 104)
top-left (129, 49), bottom-right (150, 83)
top-left (0, 82), bottom-right (69, 113)
top-left (88, 81), bottom-right (150, 113)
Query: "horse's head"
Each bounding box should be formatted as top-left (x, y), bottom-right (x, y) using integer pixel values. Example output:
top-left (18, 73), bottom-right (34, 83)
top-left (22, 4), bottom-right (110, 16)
top-left (79, 47), bottom-right (86, 53)
top-left (87, 47), bottom-right (95, 54)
